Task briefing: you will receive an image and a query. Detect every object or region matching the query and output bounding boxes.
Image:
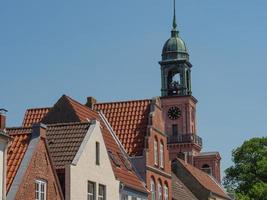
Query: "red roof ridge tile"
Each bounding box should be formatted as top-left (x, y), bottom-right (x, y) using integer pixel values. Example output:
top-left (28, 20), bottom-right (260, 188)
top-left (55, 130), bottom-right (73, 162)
top-left (64, 95), bottom-right (96, 112)
top-left (24, 107), bottom-right (51, 111)
top-left (95, 98), bottom-right (152, 105)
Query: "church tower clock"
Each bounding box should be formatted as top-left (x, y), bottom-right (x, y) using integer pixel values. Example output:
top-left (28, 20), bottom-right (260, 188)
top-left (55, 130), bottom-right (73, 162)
top-left (160, 0), bottom-right (202, 162)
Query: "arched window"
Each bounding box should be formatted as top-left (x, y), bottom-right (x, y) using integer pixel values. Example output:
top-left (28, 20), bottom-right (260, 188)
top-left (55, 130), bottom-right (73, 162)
top-left (160, 142), bottom-right (164, 168)
top-left (158, 181), bottom-right (163, 200)
top-left (154, 139), bottom-right (158, 165)
top-left (164, 184), bottom-right (169, 200)
top-left (151, 178), bottom-right (156, 200)
top-left (202, 164), bottom-right (212, 175)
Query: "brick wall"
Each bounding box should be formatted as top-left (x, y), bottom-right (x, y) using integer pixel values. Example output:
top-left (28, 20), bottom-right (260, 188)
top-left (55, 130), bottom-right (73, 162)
top-left (15, 138), bottom-right (62, 200)
top-left (146, 98), bottom-right (172, 200)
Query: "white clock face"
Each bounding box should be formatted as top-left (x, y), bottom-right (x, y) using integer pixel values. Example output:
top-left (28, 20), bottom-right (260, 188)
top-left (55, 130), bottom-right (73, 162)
top-left (167, 106), bottom-right (181, 120)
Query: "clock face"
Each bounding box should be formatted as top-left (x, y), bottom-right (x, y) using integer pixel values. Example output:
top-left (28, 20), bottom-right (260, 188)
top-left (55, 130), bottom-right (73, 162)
top-left (167, 106), bottom-right (181, 120)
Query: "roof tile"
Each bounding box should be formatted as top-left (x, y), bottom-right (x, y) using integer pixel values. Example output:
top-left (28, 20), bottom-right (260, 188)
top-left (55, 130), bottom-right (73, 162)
top-left (94, 99), bottom-right (151, 156)
top-left (6, 127), bottom-right (32, 191)
top-left (177, 159), bottom-right (230, 199)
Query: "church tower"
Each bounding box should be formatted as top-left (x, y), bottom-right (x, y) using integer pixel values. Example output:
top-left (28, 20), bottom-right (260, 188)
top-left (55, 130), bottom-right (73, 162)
top-left (160, 0), bottom-right (202, 162)
top-left (160, 1), bottom-right (222, 183)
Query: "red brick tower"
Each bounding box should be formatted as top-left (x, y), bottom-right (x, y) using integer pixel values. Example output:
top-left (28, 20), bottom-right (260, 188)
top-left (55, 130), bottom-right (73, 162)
top-left (159, 0), bottom-right (221, 182)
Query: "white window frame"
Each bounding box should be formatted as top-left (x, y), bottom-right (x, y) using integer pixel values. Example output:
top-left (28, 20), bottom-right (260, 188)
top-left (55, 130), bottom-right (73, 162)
top-left (164, 185), bottom-right (169, 200)
top-left (98, 184), bottom-right (106, 200)
top-left (160, 142), bottom-right (164, 168)
top-left (154, 139), bottom-right (158, 165)
top-left (151, 179), bottom-right (156, 200)
top-left (35, 179), bottom-right (47, 200)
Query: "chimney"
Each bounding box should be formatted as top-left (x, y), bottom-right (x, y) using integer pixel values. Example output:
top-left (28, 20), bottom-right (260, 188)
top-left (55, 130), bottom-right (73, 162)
top-left (0, 109), bottom-right (7, 131)
top-left (32, 123), bottom-right (47, 139)
top-left (85, 96), bottom-right (97, 109)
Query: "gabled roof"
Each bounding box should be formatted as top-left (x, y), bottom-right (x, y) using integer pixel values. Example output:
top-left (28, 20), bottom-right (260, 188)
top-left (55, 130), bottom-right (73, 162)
top-left (172, 172), bottom-right (198, 200)
top-left (21, 95), bottom-right (148, 193)
top-left (6, 127), bottom-right (31, 191)
top-left (94, 99), bottom-right (152, 156)
top-left (46, 122), bottom-right (91, 169)
top-left (22, 107), bottom-right (50, 127)
top-left (175, 159), bottom-right (230, 199)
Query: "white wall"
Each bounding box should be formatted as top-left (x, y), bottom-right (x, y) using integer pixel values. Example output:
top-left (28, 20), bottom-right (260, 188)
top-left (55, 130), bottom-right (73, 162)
top-left (0, 137), bottom-right (8, 200)
top-left (66, 121), bottom-right (120, 200)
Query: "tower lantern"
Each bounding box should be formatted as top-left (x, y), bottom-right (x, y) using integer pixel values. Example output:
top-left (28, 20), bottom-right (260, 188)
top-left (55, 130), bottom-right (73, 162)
top-left (159, 0), bottom-right (192, 97)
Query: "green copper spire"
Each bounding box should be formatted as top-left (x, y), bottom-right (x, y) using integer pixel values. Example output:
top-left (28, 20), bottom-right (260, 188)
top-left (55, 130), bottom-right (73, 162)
top-left (172, 0), bottom-right (177, 30)
top-left (171, 0), bottom-right (179, 37)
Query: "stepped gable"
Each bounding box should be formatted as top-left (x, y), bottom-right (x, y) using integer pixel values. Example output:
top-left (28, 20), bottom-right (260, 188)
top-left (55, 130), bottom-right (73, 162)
top-left (22, 107), bottom-right (50, 127)
top-left (176, 158), bottom-right (230, 199)
top-left (5, 127), bottom-right (32, 191)
top-left (172, 172), bottom-right (198, 200)
top-left (46, 122), bottom-right (91, 169)
top-left (94, 99), bottom-right (152, 156)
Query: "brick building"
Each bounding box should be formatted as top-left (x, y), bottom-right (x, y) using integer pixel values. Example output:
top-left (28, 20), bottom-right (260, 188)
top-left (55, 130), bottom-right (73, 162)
top-left (6, 124), bottom-right (63, 200)
top-left (172, 159), bottom-right (231, 200)
top-left (22, 95), bottom-right (148, 199)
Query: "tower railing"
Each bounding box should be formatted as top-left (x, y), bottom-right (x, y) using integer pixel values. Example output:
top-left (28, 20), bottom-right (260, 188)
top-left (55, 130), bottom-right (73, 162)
top-left (168, 134), bottom-right (202, 147)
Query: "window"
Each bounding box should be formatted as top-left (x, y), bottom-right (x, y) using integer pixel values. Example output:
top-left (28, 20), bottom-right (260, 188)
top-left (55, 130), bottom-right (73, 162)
top-left (35, 180), bottom-right (46, 200)
top-left (108, 151), bottom-right (121, 167)
top-left (158, 182), bottom-right (163, 200)
top-left (154, 139), bottom-right (158, 165)
top-left (160, 142), bottom-right (164, 168)
top-left (96, 142), bottom-right (100, 165)
top-left (98, 184), bottom-right (106, 200)
top-left (172, 124), bottom-right (178, 136)
top-left (88, 181), bottom-right (96, 200)
top-left (151, 179), bottom-right (156, 200)
top-left (164, 185), bottom-right (169, 200)
top-left (201, 164), bottom-right (212, 175)
top-left (122, 194), bottom-right (128, 200)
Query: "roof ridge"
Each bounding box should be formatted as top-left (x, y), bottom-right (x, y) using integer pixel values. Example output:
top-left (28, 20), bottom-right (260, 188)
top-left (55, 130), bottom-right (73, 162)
top-left (95, 98), bottom-right (152, 105)
top-left (6, 127), bottom-right (32, 131)
top-left (63, 94), bottom-right (98, 115)
top-left (47, 121), bottom-right (91, 127)
top-left (177, 158), bottom-right (228, 198)
top-left (25, 107), bottom-right (51, 111)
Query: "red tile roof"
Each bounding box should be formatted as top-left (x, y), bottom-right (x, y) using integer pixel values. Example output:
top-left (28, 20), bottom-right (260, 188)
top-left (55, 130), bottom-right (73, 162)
top-left (22, 107), bottom-right (50, 127)
top-left (21, 95), bottom-right (147, 193)
top-left (6, 127), bottom-right (32, 191)
top-left (101, 123), bottom-right (147, 193)
top-left (94, 99), bottom-right (152, 156)
top-left (177, 159), bottom-right (230, 199)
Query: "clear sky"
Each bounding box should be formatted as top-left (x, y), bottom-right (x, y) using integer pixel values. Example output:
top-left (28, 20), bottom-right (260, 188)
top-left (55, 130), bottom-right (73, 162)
top-left (1, 0), bottom-right (267, 176)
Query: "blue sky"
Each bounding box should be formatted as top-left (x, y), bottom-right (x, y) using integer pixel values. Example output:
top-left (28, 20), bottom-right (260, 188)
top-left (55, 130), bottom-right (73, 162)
top-left (1, 0), bottom-right (267, 175)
